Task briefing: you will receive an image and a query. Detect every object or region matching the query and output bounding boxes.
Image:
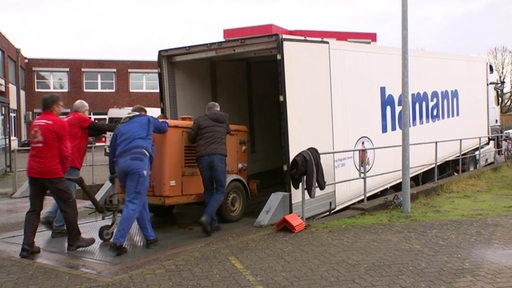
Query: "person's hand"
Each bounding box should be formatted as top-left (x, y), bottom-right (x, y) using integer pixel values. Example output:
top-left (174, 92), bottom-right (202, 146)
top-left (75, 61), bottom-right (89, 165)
top-left (109, 174), bottom-right (117, 184)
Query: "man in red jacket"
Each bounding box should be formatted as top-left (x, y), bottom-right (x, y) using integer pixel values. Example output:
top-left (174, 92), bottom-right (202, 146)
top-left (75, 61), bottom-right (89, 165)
top-left (20, 95), bottom-right (95, 259)
top-left (41, 100), bottom-right (116, 238)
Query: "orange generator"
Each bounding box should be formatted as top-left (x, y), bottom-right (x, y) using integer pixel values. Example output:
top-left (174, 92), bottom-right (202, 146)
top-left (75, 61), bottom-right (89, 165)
top-left (117, 118), bottom-right (250, 222)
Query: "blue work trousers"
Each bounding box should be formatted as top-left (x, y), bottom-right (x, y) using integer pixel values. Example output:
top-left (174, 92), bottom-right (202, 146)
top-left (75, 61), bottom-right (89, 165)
top-left (112, 151), bottom-right (156, 245)
top-left (197, 154), bottom-right (227, 227)
top-left (44, 167), bottom-right (80, 230)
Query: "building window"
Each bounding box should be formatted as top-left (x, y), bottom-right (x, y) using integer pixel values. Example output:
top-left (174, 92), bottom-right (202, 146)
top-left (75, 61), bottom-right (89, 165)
top-left (34, 69), bottom-right (69, 91)
top-left (19, 67), bottom-right (25, 90)
top-left (10, 109), bottom-right (16, 138)
top-left (129, 70), bottom-right (159, 92)
top-left (8, 57), bottom-right (15, 85)
top-left (0, 50), bottom-right (4, 79)
top-left (83, 70), bottom-right (115, 91)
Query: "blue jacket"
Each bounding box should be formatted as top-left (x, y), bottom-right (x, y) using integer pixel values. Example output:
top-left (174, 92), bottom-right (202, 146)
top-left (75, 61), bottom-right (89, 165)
top-left (109, 113), bottom-right (168, 175)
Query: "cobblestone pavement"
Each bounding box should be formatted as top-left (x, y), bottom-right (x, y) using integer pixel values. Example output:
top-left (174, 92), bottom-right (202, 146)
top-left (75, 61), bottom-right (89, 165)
top-left (1, 156), bottom-right (512, 287)
top-left (1, 199), bottom-right (512, 287)
top-left (92, 216), bottom-right (512, 288)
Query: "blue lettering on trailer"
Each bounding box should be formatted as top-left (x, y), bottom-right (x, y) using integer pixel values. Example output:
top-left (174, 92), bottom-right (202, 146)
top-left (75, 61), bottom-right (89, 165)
top-left (380, 86), bottom-right (460, 133)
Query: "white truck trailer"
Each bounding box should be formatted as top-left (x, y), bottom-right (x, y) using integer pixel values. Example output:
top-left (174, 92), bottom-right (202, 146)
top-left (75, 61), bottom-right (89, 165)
top-left (157, 27), bottom-right (500, 219)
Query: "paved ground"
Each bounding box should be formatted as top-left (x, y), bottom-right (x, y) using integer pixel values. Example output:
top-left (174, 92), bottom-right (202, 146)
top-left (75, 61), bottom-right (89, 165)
top-left (1, 157), bottom-right (512, 287)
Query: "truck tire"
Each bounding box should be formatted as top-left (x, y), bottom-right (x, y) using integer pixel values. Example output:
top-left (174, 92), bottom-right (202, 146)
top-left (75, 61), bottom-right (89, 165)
top-left (218, 181), bottom-right (247, 223)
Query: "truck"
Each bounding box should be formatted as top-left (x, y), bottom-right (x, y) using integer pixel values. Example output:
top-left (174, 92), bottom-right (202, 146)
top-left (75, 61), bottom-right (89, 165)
top-left (156, 25), bottom-right (500, 220)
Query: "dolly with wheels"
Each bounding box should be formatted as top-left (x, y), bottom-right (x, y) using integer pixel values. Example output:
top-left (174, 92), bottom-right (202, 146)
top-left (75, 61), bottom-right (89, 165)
top-left (69, 176), bottom-right (121, 241)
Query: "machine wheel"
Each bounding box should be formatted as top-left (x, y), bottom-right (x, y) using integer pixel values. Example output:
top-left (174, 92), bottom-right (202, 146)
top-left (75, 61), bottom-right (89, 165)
top-left (218, 181), bottom-right (247, 223)
top-left (99, 225), bottom-right (114, 242)
top-left (149, 205), bottom-right (175, 218)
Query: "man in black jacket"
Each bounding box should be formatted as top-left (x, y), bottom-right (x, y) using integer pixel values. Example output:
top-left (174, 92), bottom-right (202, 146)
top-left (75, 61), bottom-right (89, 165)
top-left (188, 102), bottom-right (230, 236)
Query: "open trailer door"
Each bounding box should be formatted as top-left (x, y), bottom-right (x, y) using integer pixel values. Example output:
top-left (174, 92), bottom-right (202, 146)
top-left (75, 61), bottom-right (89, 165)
top-left (281, 39), bottom-right (336, 218)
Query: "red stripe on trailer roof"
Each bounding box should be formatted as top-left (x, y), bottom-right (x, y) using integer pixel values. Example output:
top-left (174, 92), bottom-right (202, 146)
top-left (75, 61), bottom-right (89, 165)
top-left (224, 24), bottom-right (377, 43)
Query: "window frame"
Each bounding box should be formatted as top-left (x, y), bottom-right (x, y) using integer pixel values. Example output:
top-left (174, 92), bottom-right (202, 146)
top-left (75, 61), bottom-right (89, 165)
top-left (34, 68), bottom-right (70, 92)
top-left (129, 69), bottom-right (159, 92)
top-left (82, 68), bottom-right (116, 92)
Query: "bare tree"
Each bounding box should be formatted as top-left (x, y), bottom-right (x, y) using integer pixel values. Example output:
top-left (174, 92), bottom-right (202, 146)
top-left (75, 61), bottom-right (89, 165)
top-left (488, 46), bottom-right (511, 113)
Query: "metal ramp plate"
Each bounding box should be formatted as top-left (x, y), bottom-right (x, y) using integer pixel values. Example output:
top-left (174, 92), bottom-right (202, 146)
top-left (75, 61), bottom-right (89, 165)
top-left (0, 205), bottom-right (256, 277)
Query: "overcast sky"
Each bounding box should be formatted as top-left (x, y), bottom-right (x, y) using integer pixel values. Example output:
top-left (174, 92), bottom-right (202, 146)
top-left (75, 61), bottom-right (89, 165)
top-left (1, 0), bottom-right (511, 61)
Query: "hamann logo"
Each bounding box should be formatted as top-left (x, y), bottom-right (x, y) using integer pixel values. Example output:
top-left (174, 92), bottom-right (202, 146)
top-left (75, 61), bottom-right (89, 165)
top-left (380, 86), bottom-right (460, 134)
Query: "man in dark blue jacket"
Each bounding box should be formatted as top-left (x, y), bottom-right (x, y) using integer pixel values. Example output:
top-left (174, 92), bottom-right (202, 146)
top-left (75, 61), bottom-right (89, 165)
top-left (188, 102), bottom-right (230, 236)
top-left (108, 105), bottom-right (168, 256)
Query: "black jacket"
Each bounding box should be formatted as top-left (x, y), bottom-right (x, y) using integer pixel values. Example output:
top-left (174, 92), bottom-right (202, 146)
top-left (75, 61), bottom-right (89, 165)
top-left (188, 110), bottom-right (231, 158)
top-left (289, 147), bottom-right (326, 198)
top-left (88, 121), bottom-right (117, 137)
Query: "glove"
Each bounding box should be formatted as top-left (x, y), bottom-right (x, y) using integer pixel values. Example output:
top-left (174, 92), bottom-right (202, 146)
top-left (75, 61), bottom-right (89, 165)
top-left (109, 174), bottom-right (117, 184)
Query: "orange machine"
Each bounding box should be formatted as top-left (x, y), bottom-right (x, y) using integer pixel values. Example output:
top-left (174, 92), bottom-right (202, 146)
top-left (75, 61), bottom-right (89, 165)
top-left (117, 118), bottom-right (250, 222)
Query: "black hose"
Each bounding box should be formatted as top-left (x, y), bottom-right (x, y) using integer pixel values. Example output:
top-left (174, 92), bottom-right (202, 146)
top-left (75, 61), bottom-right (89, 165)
top-left (67, 177), bottom-right (105, 213)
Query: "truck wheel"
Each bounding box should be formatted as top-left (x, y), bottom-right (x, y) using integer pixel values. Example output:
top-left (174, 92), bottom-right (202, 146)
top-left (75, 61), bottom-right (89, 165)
top-left (218, 181), bottom-right (247, 223)
top-left (149, 205), bottom-right (175, 218)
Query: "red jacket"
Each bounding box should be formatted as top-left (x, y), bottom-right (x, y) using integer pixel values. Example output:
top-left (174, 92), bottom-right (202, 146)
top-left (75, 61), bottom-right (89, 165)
top-left (65, 112), bottom-right (93, 169)
top-left (27, 112), bottom-right (71, 178)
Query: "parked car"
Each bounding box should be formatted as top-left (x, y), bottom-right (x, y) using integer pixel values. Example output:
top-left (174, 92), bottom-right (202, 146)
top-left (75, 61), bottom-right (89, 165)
top-left (18, 139), bottom-right (31, 152)
top-left (19, 139), bottom-right (30, 148)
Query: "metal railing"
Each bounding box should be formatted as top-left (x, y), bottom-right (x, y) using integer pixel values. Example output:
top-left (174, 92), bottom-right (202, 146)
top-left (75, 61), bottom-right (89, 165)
top-left (10, 134), bottom-right (507, 207)
top-left (10, 144), bottom-right (109, 195)
top-left (313, 134), bottom-right (504, 210)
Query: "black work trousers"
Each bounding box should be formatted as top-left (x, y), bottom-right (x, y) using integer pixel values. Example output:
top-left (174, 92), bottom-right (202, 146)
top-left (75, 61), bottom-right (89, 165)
top-left (22, 177), bottom-right (82, 248)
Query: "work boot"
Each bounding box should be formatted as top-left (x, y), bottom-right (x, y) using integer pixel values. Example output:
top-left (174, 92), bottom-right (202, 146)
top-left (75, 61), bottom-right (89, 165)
top-left (19, 245), bottom-right (41, 259)
top-left (67, 237), bottom-right (95, 251)
top-left (145, 238), bottom-right (159, 249)
top-left (211, 224), bottom-right (221, 232)
top-left (51, 228), bottom-right (67, 238)
top-left (198, 216), bottom-right (212, 236)
top-left (110, 243), bottom-right (128, 256)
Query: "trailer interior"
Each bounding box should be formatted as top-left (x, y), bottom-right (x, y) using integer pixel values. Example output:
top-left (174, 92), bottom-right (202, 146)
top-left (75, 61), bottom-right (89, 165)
top-left (158, 35), bottom-right (288, 192)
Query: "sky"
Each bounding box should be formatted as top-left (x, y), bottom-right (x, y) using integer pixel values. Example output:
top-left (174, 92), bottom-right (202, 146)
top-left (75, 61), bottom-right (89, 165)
top-left (1, 0), bottom-right (511, 61)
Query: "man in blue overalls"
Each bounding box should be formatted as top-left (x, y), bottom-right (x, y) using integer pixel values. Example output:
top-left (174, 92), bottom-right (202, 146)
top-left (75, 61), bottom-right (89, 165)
top-left (108, 105), bottom-right (168, 256)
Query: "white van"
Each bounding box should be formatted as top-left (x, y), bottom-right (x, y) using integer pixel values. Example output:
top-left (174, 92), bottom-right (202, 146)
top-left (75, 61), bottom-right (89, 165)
top-left (104, 107), bottom-right (162, 155)
top-left (503, 129), bottom-right (512, 139)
